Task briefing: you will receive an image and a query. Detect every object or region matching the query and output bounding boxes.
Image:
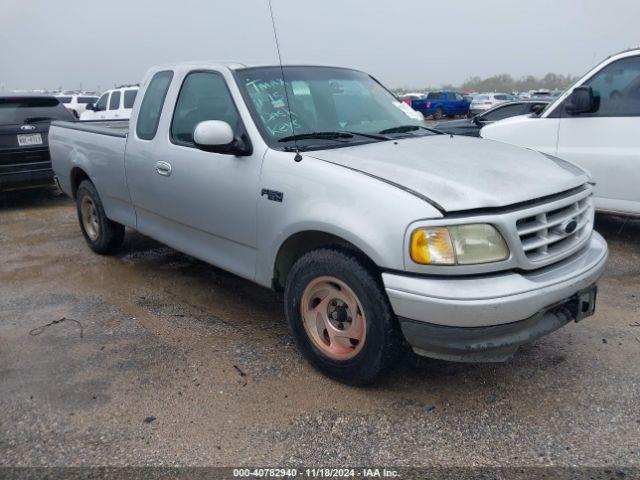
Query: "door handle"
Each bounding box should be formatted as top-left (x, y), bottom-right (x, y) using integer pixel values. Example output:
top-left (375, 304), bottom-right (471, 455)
top-left (155, 161), bottom-right (172, 176)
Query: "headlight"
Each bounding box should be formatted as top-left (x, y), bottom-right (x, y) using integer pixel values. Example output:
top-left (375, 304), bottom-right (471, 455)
top-left (410, 224), bottom-right (509, 265)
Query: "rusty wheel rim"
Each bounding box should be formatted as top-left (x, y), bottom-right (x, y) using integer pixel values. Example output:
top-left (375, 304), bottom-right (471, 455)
top-left (300, 276), bottom-right (367, 361)
top-left (80, 196), bottom-right (100, 241)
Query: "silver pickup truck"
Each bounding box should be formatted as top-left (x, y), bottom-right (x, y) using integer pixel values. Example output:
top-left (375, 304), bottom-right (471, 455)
top-left (50, 63), bottom-right (608, 384)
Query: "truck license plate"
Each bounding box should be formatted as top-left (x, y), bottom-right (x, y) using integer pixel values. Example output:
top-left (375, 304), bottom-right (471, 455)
top-left (574, 285), bottom-right (597, 322)
top-left (17, 133), bottom-right (43, 147)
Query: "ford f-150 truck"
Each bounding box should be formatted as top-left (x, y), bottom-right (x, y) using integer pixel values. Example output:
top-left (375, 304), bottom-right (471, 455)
top-left (50, 63), bottom-right (608, 385)
top-left (411, 91), bottom-right (470, 119)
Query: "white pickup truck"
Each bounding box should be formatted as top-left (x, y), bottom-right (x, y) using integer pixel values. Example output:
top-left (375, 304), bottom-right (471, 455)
top-left (482, 48), bottom-right (640, 217)
top-left (50, 62), bottom-right (608, 384)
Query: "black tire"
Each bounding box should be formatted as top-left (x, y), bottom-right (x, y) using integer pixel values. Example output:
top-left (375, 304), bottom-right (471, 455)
top-left (433, 107), bottom-right (444, 120)
top-left (284, 248), bottom-right (403, 385)
top-left (76, 180), bottom-right (125, 254)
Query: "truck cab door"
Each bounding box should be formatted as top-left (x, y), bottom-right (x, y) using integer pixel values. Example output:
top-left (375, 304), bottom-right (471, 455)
top-left (125, 69), bottom-right (261, 281)
top-left (556, 55), bottom-right (640, 215)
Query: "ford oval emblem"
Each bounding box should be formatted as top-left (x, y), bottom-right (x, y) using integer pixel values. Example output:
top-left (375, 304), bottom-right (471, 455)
top-left (562, 219), bottom-right (578, 234)
top-left (20, 125), bottom-right (36, 131)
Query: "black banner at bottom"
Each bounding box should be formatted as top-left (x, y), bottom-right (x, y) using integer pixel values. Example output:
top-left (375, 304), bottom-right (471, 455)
top-left (0, 467), bottom-right (637, 480)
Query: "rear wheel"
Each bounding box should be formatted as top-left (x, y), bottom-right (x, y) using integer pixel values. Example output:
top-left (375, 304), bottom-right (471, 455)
top-left (433, 107), bottom-right (444, 120)
top-left (284, 248), bottom-right (402, 385)
top-left (76, 180), bottom-right (124, 254)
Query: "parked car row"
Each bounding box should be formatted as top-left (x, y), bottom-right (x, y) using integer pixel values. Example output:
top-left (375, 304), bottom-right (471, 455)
top-left (80, 85), bottom-right (139, 121)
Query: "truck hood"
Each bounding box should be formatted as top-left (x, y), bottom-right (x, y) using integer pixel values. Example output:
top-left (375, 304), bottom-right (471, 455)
top-left (306, 135), bottom-right (589, 212)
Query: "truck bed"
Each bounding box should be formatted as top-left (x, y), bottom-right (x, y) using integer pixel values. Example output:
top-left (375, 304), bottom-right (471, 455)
top-left (49, 118), bottom-right (136, 229)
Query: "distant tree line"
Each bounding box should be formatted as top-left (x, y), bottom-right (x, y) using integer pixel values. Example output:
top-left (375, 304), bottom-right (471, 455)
top-left (396, 73), bottom-right (579, 94)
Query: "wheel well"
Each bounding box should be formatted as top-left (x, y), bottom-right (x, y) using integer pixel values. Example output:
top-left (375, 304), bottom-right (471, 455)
top-left (272, 231), bottom-right (378, 291)
top-left (69, 167), bottom-right (90, 199)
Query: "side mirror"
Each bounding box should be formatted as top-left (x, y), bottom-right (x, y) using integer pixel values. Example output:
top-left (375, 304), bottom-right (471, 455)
top-left (193, 120), bottom-right (252, 156)
top-left (473, 115), bottom-right (484, 126)
top-left (565, 86), bottom-right (595, 115)
top-left (85, 103), bottom-right (95, 111)
top-left (531, 104), bottom-right (545, 115)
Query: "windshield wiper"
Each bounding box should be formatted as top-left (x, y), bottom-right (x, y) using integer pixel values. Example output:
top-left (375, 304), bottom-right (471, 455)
top-left (23, 116), bottom-right (54, 124)
top-left (278, 131), bottom-right (354, 143)
top-left (278, 131), bottom-right (390, 143)
top-left (378, 125), bottom-right (441, 135)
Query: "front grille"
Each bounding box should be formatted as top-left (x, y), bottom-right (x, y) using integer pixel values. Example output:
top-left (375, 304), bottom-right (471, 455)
top-left (0, 148), bottom-right (51, 176)
top-left (515, 189), bottom-right (593, 263)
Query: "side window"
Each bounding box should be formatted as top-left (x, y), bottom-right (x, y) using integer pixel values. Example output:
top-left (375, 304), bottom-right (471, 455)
top-left (136, 71), bottom-right (173, 141)
top-left (95, 93), bottom-right (109, 112)
top-left (427, 92), bottom-right (443, 100)
top-left (482, 103), bottom-right (525, 121)
top-left (109, 91), bottom-right (121, 110)
top-left (583, 55), bottom-right (640, 117)
top-left (123, 90), bottom-right (137, 109)
top-left (171, 71), bottom-right (240, 146)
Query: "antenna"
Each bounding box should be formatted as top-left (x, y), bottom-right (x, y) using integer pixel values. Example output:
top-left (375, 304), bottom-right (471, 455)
top-left (267, 0), bottom-right (302, 162)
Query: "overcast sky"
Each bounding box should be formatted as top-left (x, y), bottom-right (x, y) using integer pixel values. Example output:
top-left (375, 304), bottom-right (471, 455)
top-left (1, 0), bottom-right (639, 91)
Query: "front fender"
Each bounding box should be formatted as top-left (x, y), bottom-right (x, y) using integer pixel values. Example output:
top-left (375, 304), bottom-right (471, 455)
top-left (254, 151), bottom-right (442, 287)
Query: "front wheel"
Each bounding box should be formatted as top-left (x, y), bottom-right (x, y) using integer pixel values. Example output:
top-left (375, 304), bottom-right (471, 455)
top-left (284, 248), bottom-right (402, 385)
top-left (76, 180), bottom-right (125, 254)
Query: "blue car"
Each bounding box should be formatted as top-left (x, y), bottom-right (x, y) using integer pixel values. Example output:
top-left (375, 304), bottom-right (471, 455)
top-left (411, 91), bottom-right (470, 120)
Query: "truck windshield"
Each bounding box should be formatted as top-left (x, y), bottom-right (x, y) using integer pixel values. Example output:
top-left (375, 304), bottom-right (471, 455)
top-left (235, 66), bottom-right (428, 150)
top-left (0, 97), bottom-right (73, 125)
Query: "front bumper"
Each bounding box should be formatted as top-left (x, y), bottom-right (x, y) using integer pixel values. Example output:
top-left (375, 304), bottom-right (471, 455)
top-left (383, 232), bottom-right (608, 361)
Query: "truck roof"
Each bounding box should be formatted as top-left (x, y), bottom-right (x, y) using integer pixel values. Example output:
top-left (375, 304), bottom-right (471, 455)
top-left (148, 61), bottom-right (358, 72)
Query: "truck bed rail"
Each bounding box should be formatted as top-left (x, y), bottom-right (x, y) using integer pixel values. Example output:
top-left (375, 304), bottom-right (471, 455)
top-left (50, 120), bottom-right (129, 138)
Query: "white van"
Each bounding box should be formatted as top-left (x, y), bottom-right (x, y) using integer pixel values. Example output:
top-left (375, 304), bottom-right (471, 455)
top-left (482, 48), bottom-right (640, 216)
top-left (80, 86), bottom-right (139, 121)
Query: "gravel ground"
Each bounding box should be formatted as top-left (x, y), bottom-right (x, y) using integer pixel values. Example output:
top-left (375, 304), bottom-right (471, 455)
top-left (0, 187), bottom-right (639, 474)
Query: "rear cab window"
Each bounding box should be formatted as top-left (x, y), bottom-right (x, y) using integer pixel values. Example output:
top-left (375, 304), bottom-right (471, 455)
top-left (136, 71), bottom-right (174, 140)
